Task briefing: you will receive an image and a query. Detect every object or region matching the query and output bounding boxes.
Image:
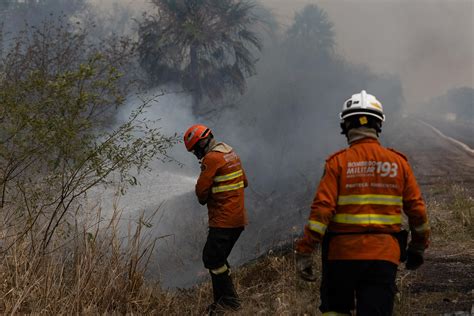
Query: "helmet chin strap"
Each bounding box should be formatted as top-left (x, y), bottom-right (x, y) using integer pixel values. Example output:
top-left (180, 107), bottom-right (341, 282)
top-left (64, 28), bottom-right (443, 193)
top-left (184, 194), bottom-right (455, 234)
top-left (340, 118), bottom-right (382, 136)
top-left (193, 137), bottom-right (212, 160)
top-left (340, 121), bottom-right (349, 135)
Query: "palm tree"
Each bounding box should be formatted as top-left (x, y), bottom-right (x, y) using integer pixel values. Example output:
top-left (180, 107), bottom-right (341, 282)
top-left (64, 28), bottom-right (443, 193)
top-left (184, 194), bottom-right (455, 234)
top-left (138, 0), bottom-right (262, 114)
top-left (286, 4), bottom-right (335, 57)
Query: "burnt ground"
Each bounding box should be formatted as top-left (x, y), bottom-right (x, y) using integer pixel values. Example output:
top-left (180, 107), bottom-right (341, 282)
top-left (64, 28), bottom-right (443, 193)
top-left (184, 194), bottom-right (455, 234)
top-left (406, 253), bottom-right (474, 313)
top-left (386, 118), bottom-right (474, 315)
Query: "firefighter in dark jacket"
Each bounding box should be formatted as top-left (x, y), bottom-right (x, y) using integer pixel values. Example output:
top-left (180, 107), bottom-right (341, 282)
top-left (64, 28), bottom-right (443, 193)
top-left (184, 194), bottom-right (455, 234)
top-left (184, 124), bottom-right (248, 314)
top-left (295, 90), bottom-right (431, 315)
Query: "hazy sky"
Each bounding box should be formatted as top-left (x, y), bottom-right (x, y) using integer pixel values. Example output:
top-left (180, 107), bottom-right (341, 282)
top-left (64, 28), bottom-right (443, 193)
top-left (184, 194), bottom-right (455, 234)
top-left (262, 0), bottom-right (474, 106)
top-left (91, 0), bottom-right (474, 105)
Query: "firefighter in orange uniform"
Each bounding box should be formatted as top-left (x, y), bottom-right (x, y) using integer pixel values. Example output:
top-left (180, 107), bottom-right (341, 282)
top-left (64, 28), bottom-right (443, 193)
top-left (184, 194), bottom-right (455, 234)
top-left (184, 124), bottom-right (248, 314)
top-left (295, 90), bottom-right (430, 315)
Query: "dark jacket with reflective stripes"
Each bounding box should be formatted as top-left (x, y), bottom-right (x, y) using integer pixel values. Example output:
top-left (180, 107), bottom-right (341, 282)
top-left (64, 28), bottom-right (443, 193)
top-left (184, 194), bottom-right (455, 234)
top-left (296, 138), bottom-right (430, 265)
top-left (196, 142), bottom-right (248, 228)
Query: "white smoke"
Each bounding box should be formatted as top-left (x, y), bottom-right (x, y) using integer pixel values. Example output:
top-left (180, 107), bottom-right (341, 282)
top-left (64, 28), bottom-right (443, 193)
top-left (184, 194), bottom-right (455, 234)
top-left (88, 87), bottom-right (214, 288)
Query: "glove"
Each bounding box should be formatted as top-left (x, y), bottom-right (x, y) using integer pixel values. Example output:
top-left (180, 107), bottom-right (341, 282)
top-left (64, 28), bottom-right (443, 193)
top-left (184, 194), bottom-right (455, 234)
top-left (405, 248), bottom-right (424, 270)
top-left (295, 252), bottom-right (317, 282)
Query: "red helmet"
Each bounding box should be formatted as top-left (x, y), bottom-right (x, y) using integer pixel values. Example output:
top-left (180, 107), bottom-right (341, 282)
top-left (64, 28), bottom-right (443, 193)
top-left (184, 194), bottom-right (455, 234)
top-left (184, 124), bottom-right (212, 151)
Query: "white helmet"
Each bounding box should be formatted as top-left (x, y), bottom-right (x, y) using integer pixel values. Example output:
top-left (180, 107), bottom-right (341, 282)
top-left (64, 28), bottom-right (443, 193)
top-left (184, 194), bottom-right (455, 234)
top-left (340, 90), bottom-right (385, 122)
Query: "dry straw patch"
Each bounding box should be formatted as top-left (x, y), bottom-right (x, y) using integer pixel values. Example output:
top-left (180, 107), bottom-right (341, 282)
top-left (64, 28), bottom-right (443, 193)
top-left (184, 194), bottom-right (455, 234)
top-left (429, 183), bottom-right (474, 243)
top-left (236, 252), bottom-right (320, 315)
top-left (0, 206), bottom-right (165, 314)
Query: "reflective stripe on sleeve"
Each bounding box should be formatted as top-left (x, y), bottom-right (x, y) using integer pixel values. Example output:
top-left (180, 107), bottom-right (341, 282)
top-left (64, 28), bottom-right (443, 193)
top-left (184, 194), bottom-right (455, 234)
top-left (212, 181), bottom-right (245, 193)
top-left (333, 213), bottom-right (401, 225)
top-left (210, 265), bottom-right (228, 275)
top-left (214, 169), bottom-right (243, 182)
top-left (413, 222), bottom-right (430, 233)
top-left (337, 194), bottom-right (403, 206)
top-left (308, 220), bottom-right (327, 235)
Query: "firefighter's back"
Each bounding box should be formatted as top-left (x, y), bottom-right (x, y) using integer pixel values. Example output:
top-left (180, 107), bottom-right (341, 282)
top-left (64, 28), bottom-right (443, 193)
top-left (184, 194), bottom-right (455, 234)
top-left (327, 138), bottom-right (411, 264)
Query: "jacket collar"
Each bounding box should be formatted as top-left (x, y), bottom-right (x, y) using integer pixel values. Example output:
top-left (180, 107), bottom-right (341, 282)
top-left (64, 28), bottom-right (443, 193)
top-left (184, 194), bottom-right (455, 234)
top-left (347, 127), bottom-right (379, 145)
top-left (209, 142), bottom-right (233, 153)
top-left (349, 137), bottom-right (380, 146)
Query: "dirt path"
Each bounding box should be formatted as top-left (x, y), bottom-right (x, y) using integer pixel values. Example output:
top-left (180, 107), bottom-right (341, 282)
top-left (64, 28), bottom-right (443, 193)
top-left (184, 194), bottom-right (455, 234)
top-left (385, 118), bottom-right (474, 186)
top-left (386, 118), bottom-right (474, 315)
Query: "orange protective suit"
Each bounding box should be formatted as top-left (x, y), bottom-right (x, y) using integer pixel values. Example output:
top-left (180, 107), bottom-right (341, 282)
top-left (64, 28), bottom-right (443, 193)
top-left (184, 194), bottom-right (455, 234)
top-left (196, 142), bottom-right (248, 228)
top-left (296, 138), bottom-right (430, 265)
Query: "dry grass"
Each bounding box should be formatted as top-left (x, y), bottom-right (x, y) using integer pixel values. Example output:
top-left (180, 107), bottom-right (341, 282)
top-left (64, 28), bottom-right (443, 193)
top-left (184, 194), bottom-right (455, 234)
top-left (449, 185), bottom-right (474, 237)
top-left (154, 250), bottom-right (322, 315)
top-left (0, 181), bottom-right (472, 315)
top-left (0, 207), bottom-right (165, 314)
top-left (429, 183), bottom-right (474, 242)
top-left (155, 250), bottom-right (423, 315)
top-left (236, 252), bottom-right (320, 315)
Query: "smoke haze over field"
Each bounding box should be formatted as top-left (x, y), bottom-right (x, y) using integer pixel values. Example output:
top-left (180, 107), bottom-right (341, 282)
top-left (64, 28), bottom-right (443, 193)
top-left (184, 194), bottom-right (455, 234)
top-left (89, 0), bottom-right (474, 106)
top-left (47, 0), bottom-right (473, 288)
top-left (3, 0), bottom-right (472, 288)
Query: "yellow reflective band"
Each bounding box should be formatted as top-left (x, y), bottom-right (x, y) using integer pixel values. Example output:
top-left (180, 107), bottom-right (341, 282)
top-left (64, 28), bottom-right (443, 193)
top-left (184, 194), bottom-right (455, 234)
top-left (308, 220), bottom-right (327, 235)
top-left (370, 102), bottom-right (382, 110)
top-left (322, 312), bottom-right (351, 316)
top-left (210, 265), bottom-right (228, 275)
top-left (414, 222), bottom-right (430, 233)
top-left (212, 181), bottom-right (245, 193)
top-left (214, 169), bottom-right (243, 182)
top-left (337, 194), bottom-right (403, 206)
top-left (333, 213), bottom-right (401, 225)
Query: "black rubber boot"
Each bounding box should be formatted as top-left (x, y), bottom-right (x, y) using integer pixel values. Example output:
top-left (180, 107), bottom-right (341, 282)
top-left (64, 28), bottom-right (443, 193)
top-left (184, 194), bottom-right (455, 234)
top-left (210, 271), bottom-right (241, 312)
top-left (207, 302), bottom-right (225, 316)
